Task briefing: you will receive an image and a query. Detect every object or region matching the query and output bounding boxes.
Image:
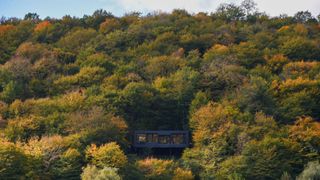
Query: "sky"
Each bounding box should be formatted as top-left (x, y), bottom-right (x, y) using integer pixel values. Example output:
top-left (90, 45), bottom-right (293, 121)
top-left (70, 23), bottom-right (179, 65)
top-left (1, 0), bottom-right (319, 19)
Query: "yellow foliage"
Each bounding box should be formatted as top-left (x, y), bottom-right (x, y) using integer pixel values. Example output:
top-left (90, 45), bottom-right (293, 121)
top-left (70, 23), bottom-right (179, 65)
top-left (57, 91), bottom-right (85, 110)
top-left (86, 142), bottom-right (127, 168)
top-left (278, 77), bottom-right (318, 93)
top-left (283, 61), bottom-right (319, 78)
top-left (54, 66), bottom-right (105, 89)
top-left (137, 158), bottom-right (174, 177)
top-left (211, 44), bottom-right (229, 54)
top-left (173, 168), bottom-right (194, 180)
top-left (8, 91), bottom-right (85, 116)
top-left (266, 54), bottom-right (289, 73)
top-left (22, 135), bottom-right (73, 157)
top-left (294, 24), bottom-right (308, 35)
top-left (204, 44), bottom-right (229, 60)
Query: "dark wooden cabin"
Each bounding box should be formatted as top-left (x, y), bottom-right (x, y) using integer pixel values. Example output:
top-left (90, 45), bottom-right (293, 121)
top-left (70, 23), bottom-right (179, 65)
top-left (132, 130), bottom-right (190, 148)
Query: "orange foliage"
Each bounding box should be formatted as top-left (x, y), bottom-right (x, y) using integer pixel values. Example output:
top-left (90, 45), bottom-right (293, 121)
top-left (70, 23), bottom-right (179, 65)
top-left (277, 25), bottom-right (290, 33)
top-left (289, 116), bottom-right (320, 143)
top-left (99, 18), bottom-right (121, 34)
top-left (34, 21), bottom-right (52, 32)
top-left (0, 25), bottom-right (15, 36)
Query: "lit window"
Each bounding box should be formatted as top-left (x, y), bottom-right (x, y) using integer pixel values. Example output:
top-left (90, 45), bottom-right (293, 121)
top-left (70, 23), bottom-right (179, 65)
top-left (137, 134), bottom-right (146, 144)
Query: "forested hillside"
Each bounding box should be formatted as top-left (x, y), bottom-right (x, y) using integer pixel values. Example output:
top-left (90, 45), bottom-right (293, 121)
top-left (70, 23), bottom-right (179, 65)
top-left (0, 0), bottom-right (320, 179)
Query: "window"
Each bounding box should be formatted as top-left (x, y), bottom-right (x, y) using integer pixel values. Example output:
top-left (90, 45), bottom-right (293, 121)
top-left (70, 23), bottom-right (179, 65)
top-left (158, 135), bottom-right (171, 144)
top-left (147, 134), bottom-right (153, 143)
top-left (146, 133), bottom-right (158, 143)
top-left (152, 134), bottom-right (158, 143)
top-left (136, 134), bottom-right (146, 144)
top-left (172, 134), bottom-right (185, 144)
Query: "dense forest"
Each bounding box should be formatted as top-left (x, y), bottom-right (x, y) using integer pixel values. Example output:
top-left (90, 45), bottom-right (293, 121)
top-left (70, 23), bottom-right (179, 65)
top-left (0, 0), bottom-right (320, 179)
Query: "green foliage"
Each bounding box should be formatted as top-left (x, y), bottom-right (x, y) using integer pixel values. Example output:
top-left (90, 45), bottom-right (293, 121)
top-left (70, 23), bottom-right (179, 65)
top-left (81, 165), bottom-right (121, 180)
top-left (236, 76), bottom-right (275, 115)
top-left (280, 37), bottom-right (320, 60)
top-left (5, 115), bottom-right (45, 141)
top-left (58, 28), bottom-right (97, 52)
top-left (239, 137), bottom-right (303, 179)
top-left (54, 66), bottom-right (105, 91)
top-left (65, 106), bottom-right (128, 145)
top-left (0, 2), bottom-right (320, 179)
top-left (0, 140), bottom-right (28, 179)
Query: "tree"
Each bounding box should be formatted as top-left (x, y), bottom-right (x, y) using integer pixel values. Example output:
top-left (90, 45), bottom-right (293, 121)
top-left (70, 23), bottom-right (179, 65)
top-left (294, 11), bottom-right (317, 23)
top-left (77, 53), bottom-right (115, 74)
top-left (0, 81), bottom-right (23, 103)
top-left (137, 158), bottom-right (174, 179)
top-left (239, 137), bottom-right (303, 179)
top-left (84, 9), bottom-right (114, 29)
top-left (54, 66), bottom-right (105, 91)
top-left (215, 3), bottom-right (245, 22)
top-left (189, 91), bottom-right (210, 115)
top-left (200, 57), bottom-right (246, 100)
top-left (34, 21), bottom-right (52, 32)
top-left (81, 165), bottom-right (121, 180)
top-left (57, 28), bottom-right (97, 52)
top-left (4, 115), bottom-right (45, 142)
top-left (24, 13), bottom-right (40, 21)
top-left (120, 82), bottom-right (160, 129)
top-left (280, 37), bottom-right (320, 60)
top-left (65, 106), bottom-right (127, 145)
top-left (22, 135), bottom-right (83, 179)
top-left (297, 161), bottom-right (320, 180)
top-left (51, 148), bottom-right (83, 179)
top-left (144, 55), bottom-right (184, 80)
top-left (99, 18), bottom-right (121, 34)
top-left (236, 76), bottom-right (275, 115)
top-left (0, 140), bottom-right (28, 179)
top-left (289, 117), bottom-right (320, 158)
top-left (15, 42), bottom-right (48, 62)
top-left (86, 142), bottom-right (127, 169)
top-left (241, 0), bottom-right (257, 16)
